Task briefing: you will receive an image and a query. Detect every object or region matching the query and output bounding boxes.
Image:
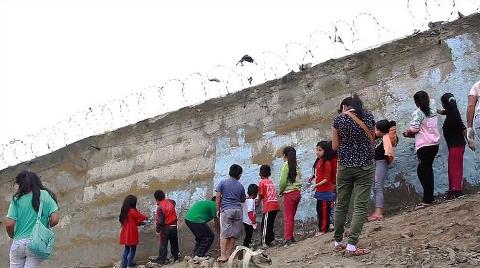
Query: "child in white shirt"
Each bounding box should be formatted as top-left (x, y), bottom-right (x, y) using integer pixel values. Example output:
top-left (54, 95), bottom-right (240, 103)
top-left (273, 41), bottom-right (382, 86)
top-left (242, 184), bottom-right (259, 248)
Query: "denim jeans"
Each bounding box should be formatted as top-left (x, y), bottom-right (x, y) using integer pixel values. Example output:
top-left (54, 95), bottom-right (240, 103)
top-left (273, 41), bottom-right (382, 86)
top-left (9, 239), bottom-right (43, 268)
top-left (121, 245), bottom-right (136, 268)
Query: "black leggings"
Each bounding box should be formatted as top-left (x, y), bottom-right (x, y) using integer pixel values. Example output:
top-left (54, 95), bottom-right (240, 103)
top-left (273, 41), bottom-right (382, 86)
top-left (417, 145), bottom-right (439, 204)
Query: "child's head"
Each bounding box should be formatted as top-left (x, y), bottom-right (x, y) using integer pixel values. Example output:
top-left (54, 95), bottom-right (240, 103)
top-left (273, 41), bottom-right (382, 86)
top-left (259, 165), bottom-right (271, 178)
top-left (282, 146), bottom-right (297, 183)
top-left (229, 164), bottom-right (243, 180)
top-left (413, 91), bottom-right (431, 116)
top-left (154, 190), bottom-right (165, 201)
top-left (316, 141), bottom-right (335, 160)
top-left (119, 195), bottom-right (137, 224)
top-left (247, 184), bottom-right (259, 198)
top-left (375, 120), bottom-right (396, 136)
top-left (441, 93), bottom-right (457, 111)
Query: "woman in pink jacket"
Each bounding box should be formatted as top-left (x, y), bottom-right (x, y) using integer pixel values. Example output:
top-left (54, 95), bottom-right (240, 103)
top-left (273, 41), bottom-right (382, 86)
top-left (403, 91), bottom-right (440, 209)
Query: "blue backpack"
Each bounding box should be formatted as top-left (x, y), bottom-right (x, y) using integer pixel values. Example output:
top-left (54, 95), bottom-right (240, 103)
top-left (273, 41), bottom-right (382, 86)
top-left (27, 191), bottom-right (56, 259)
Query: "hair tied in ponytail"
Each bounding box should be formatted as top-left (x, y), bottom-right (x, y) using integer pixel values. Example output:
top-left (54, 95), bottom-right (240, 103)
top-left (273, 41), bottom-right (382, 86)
top-left (448, 96), bottom-right (455, 102)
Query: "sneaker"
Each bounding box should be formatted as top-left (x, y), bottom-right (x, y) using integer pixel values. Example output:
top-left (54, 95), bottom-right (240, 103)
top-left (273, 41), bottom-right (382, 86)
top-left (151, 258), bottom-right (167, 265)
top-left (193, 256), bottom-right (209, 264)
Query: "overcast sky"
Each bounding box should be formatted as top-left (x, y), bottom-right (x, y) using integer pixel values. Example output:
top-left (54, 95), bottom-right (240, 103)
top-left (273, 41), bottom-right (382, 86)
top-left (0, 0), bottom-right (477, 165)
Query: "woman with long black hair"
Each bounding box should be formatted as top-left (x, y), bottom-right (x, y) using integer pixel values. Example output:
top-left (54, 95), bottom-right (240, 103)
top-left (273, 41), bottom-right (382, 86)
top-left (403, 91), bottom-right (440, 209)
top-left (332, 94), bottom-right (375, 256)
top-left (278, 146), bottom-right (301, 246)
top-left (439, 92), bottom-right (467, 199)
top-left (5, 170), bottom-right (59, 267)
top-left (118, 195), bottom-right (148, 268)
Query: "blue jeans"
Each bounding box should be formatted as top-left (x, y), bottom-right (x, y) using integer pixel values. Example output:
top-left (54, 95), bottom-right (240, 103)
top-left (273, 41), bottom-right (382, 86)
top-left (121, 245), bottom-right (136, 268)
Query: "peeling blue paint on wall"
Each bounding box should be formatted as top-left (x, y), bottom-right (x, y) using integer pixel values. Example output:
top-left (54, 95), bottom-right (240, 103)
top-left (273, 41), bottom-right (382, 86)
top-left (213, 128), bottom-right (329, 221)
top-left (210, 33), bottom-right (480, 223)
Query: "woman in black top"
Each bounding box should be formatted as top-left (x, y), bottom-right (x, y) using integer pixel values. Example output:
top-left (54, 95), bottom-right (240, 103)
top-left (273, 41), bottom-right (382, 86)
top-left (438, 93), bottom-right (467, 199)
top-left (369, 120), bottom-right (397, 222)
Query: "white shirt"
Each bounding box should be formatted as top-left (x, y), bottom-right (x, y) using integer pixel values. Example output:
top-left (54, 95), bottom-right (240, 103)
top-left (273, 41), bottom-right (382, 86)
top-left (242, 198), bottom-right (256, 226)
top-left (468, 81), bottom-right (480, 115)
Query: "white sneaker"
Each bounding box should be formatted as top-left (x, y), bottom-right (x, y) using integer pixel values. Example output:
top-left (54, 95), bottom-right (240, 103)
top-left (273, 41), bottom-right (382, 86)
top-left (193, 256), bottom-right (209, 264)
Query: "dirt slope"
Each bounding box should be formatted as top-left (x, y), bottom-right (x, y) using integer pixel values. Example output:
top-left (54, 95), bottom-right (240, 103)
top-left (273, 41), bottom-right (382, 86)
top-left (145, 192), bottom-right (480, 268)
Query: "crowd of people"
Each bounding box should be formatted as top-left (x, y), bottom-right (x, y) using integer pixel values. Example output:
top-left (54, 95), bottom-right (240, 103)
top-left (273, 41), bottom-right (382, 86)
top-left (4, 81), bottom-right (480, 268)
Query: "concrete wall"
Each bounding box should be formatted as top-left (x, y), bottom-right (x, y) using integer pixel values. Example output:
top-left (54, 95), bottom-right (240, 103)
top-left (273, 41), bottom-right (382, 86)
top-left (1, 14), bottom-right (479, 267)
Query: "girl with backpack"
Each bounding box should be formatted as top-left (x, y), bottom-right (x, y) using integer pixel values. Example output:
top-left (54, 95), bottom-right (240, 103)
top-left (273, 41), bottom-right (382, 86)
top-left (368, 120), bottom-right (398, 221)
top-left (5, 171), bottom-right (59, 267)
top-left (119, 195), bottom-right (148, 268)
top-left (439, 93), bottom-right (469, 199)
top-left (309, 141), bottom-right (337, 236)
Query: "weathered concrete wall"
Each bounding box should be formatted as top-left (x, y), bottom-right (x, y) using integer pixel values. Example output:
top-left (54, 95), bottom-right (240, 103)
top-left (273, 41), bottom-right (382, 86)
top-left (1, 14), bottom-right (480, 267)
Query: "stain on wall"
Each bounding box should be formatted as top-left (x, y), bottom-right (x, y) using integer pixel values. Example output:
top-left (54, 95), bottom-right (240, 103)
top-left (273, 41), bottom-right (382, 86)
top-left (1, 14), bottom-right (480, 267)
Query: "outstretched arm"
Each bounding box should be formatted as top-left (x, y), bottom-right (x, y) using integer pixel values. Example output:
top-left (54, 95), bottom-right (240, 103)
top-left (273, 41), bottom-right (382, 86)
top-left (467, 95), bottom-right (477, 128)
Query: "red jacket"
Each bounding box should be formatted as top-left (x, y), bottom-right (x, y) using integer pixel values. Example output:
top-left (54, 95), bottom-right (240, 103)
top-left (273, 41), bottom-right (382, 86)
top-left (156, 199), bottom-right (177, 232)
top-left (315, 159), bottom-right (335, 192)
top-left (119, 208), bottom-right (148, 246)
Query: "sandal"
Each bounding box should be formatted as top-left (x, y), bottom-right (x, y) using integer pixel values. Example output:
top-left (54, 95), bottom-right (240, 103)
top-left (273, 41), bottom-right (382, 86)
top-left (414, 203), bottom-right (431, 210)
top-left (334, 244), bottom-right (346, 252)
top-left (368, 214), bottom-right (383, 222)
top-left (345, 247), bottom-right (371, 256)
top-left (314, 232), bottom-right (325, 237)
top-left (216, 257), bottom-right (228, 263)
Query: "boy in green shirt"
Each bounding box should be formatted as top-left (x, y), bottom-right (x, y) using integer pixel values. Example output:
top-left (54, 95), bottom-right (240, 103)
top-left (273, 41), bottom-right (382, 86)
top-left (185, 197), bottom-right (219, 263)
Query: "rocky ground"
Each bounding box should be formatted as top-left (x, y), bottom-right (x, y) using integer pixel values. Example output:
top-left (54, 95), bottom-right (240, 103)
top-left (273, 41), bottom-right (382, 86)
top-left (126, 192), bottom-right (480, 268)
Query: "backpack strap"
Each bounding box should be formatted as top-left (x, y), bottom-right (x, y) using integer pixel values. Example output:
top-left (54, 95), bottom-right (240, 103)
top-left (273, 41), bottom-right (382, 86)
top-left (344, 111), bottom-right (375, 143)
top-left (227, 246), bottom-right (255, 268)
top-left (36, 191), bottom-right (44, 222)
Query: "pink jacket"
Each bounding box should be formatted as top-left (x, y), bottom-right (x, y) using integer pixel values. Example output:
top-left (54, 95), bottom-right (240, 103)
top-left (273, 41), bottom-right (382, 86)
top-left (409, 104), bottom-right (440, 150)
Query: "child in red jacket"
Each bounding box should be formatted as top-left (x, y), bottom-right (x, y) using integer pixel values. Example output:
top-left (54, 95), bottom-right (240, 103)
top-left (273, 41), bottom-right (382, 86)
top-left (153, 190), bottom-right (179, 265)
top-left (309, 141), bottom-right (336, 236)
top-left (119, 195), bottom-right (148, 268)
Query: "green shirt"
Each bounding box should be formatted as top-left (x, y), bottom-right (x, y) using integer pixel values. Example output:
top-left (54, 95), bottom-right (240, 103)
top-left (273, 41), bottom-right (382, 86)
top-left (279, 162), bottom-right (302, 194)
top-left (6, 190), bottom-right (59, 240)
top-left (185, 200), bottom-right (217, 224)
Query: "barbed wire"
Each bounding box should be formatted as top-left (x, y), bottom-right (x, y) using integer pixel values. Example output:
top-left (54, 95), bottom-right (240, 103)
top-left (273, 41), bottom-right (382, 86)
top-left (0, 0), bottom-right (479, 170)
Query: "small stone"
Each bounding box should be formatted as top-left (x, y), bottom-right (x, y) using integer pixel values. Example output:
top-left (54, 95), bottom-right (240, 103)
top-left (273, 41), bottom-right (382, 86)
top-left (401, 231), bottom-right (414, 238)
top-left (469, 259), bottom-right (479, 266)
top-left (200, 260), bottom-right (211, 267)
top-left (447, 247), bottom-right (457, 263)
top-left (366, 261), bottom-right (373, 265)
top-left (373, 226), bottom-right (382, 232)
